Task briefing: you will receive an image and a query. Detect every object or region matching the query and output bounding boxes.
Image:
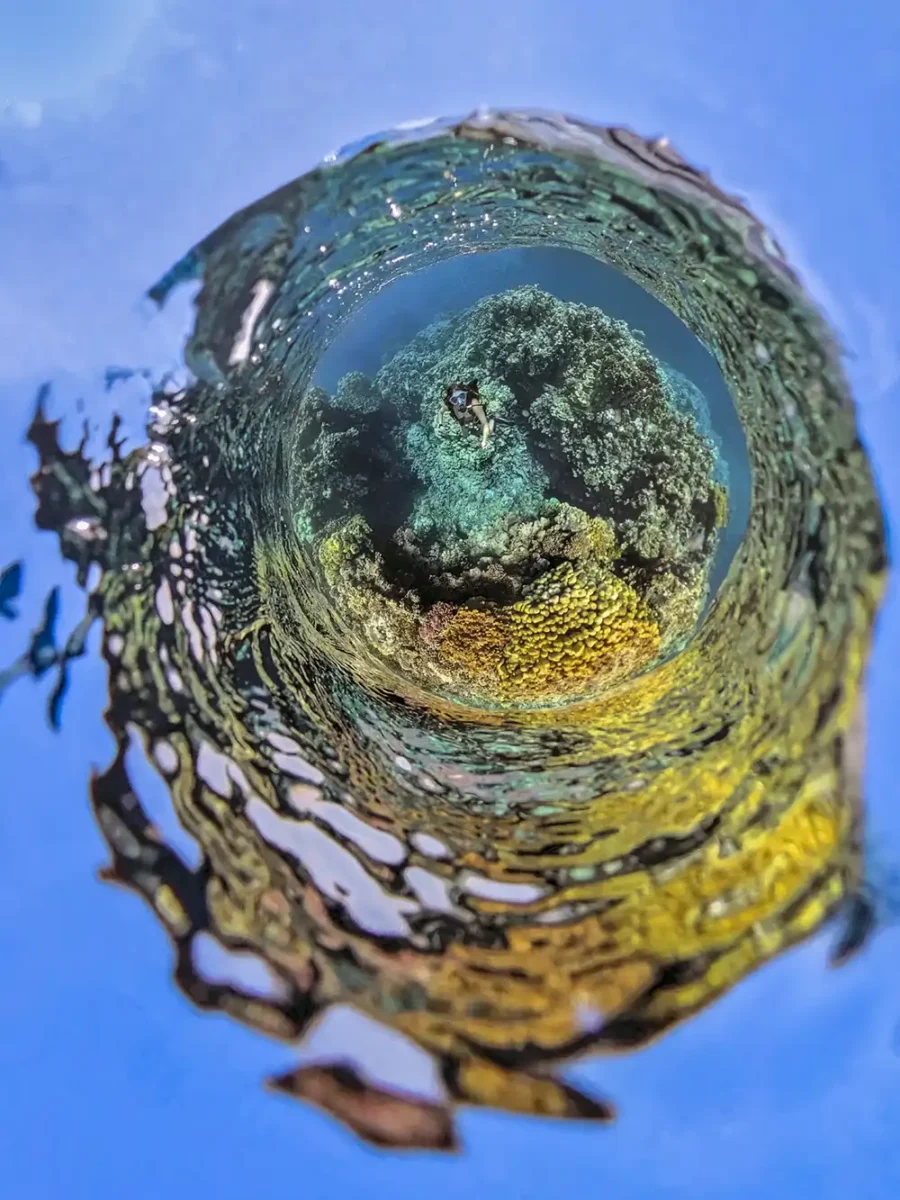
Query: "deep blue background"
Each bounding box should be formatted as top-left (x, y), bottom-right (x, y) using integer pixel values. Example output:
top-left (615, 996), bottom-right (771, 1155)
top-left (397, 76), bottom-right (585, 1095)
top-left (1, 2), bottom-right (898, 1196)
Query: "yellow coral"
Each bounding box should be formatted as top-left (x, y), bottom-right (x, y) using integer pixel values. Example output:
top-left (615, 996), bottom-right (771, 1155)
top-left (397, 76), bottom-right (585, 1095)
top-left (439, 607), bottom-right (509, 679)
top-left (711, 483), bottom-right (729, 530)
top-left (436, 562), bottom-right (660, 702)
top-left (317, 516), bottom-right (371, 585)
top-left (573, 515), bottom-right (619, 562)
top-left (500, 562), bottom-right (660, 699)
top-left (318, 535), bottom-right (344, 584)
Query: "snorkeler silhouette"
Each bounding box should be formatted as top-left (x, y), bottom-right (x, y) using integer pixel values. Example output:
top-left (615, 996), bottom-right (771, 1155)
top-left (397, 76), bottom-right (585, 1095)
top-left (442, 379), bottom-right (494, 448)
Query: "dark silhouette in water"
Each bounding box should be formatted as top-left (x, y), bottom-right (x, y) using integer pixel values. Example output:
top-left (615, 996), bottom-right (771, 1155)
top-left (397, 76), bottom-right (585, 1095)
top-left (0, 560), bottom-right (23, 619)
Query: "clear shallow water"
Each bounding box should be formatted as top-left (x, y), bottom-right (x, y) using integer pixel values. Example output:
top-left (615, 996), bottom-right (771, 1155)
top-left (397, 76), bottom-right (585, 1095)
top-left (2, 5), bottom-right (900, 1198)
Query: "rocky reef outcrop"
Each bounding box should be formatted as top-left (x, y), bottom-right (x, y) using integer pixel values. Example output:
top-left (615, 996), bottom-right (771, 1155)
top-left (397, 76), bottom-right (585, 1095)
top-left (297, 285), bottom-right (728, 704)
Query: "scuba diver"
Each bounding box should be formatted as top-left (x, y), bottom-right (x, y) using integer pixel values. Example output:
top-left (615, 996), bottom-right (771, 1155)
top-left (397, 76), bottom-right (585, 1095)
top-left (442, 379), bottom-right (495, 449)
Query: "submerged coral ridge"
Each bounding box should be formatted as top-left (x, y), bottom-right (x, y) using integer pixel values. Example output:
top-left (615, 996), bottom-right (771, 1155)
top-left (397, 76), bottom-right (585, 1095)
top-left (299, 285), bottom-right (724, 703)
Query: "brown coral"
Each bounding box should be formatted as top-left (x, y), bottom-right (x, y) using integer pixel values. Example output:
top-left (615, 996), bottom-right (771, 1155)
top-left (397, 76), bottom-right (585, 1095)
top-left (420, 601), bottom-right (458, 646)
top-left (438, 607), bottom-right (509, 680)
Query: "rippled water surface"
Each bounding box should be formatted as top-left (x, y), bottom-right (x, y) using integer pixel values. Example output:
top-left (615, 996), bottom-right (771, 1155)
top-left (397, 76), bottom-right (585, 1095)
top-left (6, 0), bottom-right (900, 1180)
top-left (1, 108), bottom-right (889, 1159)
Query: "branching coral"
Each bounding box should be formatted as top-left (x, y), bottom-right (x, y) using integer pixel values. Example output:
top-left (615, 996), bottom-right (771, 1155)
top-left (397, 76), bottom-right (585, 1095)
top-left (373, 285), bottom-right (721, 568)
top-left (387, 502), bottom-right (620, 610)
top-left (293, 388), bottom-right (391, 538)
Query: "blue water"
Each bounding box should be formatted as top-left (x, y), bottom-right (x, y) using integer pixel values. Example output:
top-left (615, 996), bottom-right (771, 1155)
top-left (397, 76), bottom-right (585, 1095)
top-left (1, 3), bottom-right (899, 1198)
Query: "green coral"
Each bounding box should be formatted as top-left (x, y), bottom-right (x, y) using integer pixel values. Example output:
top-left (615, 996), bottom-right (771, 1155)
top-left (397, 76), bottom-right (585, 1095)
top-left (387, 502), bottom-right (619, 609)
top-left (370, 285), bottom-right (722, 567)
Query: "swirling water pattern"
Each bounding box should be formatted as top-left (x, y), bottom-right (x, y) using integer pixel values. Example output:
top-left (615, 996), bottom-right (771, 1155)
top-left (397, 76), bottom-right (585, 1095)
top-left (12, 110), bottom-right (886, 1149)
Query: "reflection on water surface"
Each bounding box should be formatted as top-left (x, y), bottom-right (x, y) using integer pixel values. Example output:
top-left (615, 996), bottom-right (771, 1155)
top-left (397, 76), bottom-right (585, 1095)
top-left (4, 110), bottom-right (885, 1149)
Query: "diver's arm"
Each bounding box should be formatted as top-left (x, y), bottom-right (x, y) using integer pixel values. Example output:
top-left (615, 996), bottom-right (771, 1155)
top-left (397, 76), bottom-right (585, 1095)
top-left (470, 402), bottom-right (492, 448)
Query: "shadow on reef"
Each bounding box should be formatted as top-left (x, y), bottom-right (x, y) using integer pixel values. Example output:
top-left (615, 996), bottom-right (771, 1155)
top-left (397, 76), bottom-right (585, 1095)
top-left (3, 110), bottom-right (887, 1151)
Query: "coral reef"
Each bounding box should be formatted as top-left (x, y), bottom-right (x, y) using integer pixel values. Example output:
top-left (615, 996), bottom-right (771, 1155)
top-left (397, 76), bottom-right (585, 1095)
top-left (333, 370), bottom-right (381, 415)
top-left (439, 606), bottom-right (508, 681)
top-left (711, 482), bottom-right (729, 531)
top-left (638, 561), bottom-right (708, 655)
top-left (435, 560), bottom-right (660, 702)
top-left (298, 285), bottom-right (729, 704)
top-left (662, 364), bottom-right (729, 485)
top-left (27, 114), bottom-right (884, 1149)
top-left (292, 387), bottom-right (405, 540)
top-left (317, 514), bottom-right (374, 584)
